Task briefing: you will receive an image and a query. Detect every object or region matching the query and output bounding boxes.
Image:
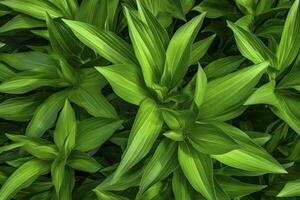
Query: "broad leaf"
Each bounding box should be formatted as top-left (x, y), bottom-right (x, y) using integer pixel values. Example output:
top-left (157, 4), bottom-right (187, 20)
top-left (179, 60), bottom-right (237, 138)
top-left (67, 151), bottom-right (102, 173)
top-left (75, 117), bottom-right (122, 152)
top-left (277, 178), bottom-right (300, 197)
top-left (277, 0), bottom-right (300, 70)
top-left (0, 51), bottom-right (56, 71)
top-left (96, 64), bottom-right (152, 105)
top-left (161, 13), bottom-right (206, 88)
top-left (0, 94), bottom-right (43, 122)
top-left (113, 99), bottom-right (163, 180)
top-left (124, 5), bottom-right (165, 87)
top-left (199, 62), bottom-right (268, 121)
top-left (178, 142), bottom-right (216, 200)
top-left (53, 100), bottom-right (77, 155)
top-left (26, 90), bottom-right (70, 138)
top-left (204, 56), bottom-right (245, 79)
top-left (0, 0), bottom-right (64, 20)
top-left (189, 34), bottom-right (216, 65)
top-left (0, 159), bottom-right (50, 200)
top-left (63, 19), bottom-right (137, 65)
top-left (187, 123), bottom-right (239, 155)
top-left (216, 175), bottom-right (266, 198)
top-left (227, 21), bottom-right (276, 67)
top-left (0, 15), bottom-right (45, 33)
top-left (211, 122), bottom-right (287, 174)
top-left (172, 168), bottom-right (194, 200)
top-left (139, 139), bottom-right (177, 193)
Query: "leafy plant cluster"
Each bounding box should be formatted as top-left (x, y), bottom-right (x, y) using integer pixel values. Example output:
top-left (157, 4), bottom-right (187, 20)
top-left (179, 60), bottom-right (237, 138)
top-left (0, 0), bottom-right (300, 199)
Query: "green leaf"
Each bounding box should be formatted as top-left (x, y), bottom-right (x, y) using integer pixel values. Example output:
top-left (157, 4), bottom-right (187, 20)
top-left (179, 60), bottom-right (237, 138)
top-left (0, 51), bottom-right (56, 71)
top-left (246, 82), bottom-right (300, 134)
top-left (113, 99), bottom-right (163, 180)
top-left (0, 63), bottom-right (14, 81)
top-left (49, 0), bottom-right (78, 19)
top-left (163, 130), bottom-right (184, 141)
top-left (172, 168), bottom-right (194, 200)
top-left (75, 0), bottom-right (107, 29)
top-left (272, 92), bottom-right (300, 134)
top-left (227, 21), bottom-right (276, 67)
top-left (204, 56), bottom-right (245, 79)
top-left (194, 65), bottom-right (207, 109)
top-left (67, 151), bottom-right (102, 173)
top-left (278, 69), bottom-right (300, 91)
top-left (139, 139), bottom-right (177, 193)
top-left (96, 64), bottom-right (152, 105)
top-left (94, 190), bottom-right (129, 200)
top-left (124, 5), bottom-right (165, 87)
top-left (0, 14), bottom-right (45, 33)
top-left (51, 157), bottom-right (66, 197)
top-left (46, 14), bottom-right (83, 63)
top-left (138, 181), bottom-right (172, 200)
top-left (0, 94), bottom-right (43, 122)
top-left (244, 81), bottom-right (278, 107)
top-left (194, 0), bottom-right (238, 18)
top-left (0, 68), bottom-right (67, 94)
top-left (53, 100), bottom-right (77, 155)
top-left (189, 34), bottom-right (216, 65)
top-left (178, 142), bottom-right (216, 200)
top-left (277, 178), bottom-right (300, 197)
top-left (6, 134), bottom-right (58, 160)
top-left (58, 167), bottom-right (75, 200)
top-left (211, 122), bottom-right (287, 174)
top-left (95, 167), bottom-right (142, 191)
top-left (26, 90), bottom-right (69, 138)
top-left (163, 0), bottom-right (186, 20)
top-left (70, 86), bottom-right (118, 119)
top-left (75, 117), bottom-right (122, 152)
top-left (63, 19), bottom-right (137, 65)
top-left (161, 13), bottom-right (206, 88)
top-left (199, 62), bottom-right (268, 121)
top-left (216, 175), bottom-right (266, 198)
top-left (137, 0), bottom-right (169, 48)
top-left (187, 123), bottom-right (239, 155)
top-left (0, 0), bottom-right (64, 20)
top-left (0, 159), bottom-right (50, 200)
top-left (246, 131), bottom-right (271, 146)
top-left (277, 0), bottom-right (300, 70)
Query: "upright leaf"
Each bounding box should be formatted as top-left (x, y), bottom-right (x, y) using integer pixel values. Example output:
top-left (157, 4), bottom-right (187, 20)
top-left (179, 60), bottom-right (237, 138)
top-left (139, 139), bottom-right (177, 193)
top-left (178, 142), bottom-right (216, 200)
top-left (172, 168), bottom-right (194, 200)
top-left (75, 0), bottom-right (107, 29)
top-left (53, 100), bottom-right (77, 154)
top-left (277, 0), bottom-right (300, 70)
top-left (51, 157), bottom-right (66, 196)
top-left (113, 99), bottom-right (163, 180)
top-left (161, 13), bottom-right (206, 88)
top-left (124, 5), bottom-right (165, 86)
top-left (26, 90), bottom-right (69, 138)
top-left (194, 65), bottom-right (207, 109)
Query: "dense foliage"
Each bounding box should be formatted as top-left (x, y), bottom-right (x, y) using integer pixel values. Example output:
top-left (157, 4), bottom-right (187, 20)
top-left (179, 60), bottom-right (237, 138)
top-left (0, 0), bottom-right (300, 199)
